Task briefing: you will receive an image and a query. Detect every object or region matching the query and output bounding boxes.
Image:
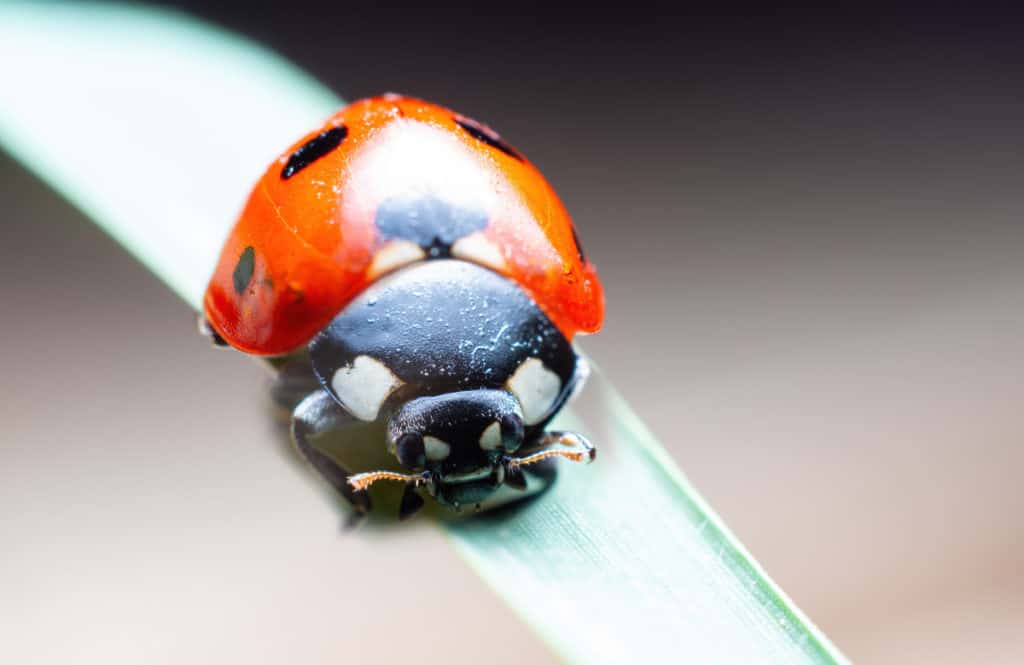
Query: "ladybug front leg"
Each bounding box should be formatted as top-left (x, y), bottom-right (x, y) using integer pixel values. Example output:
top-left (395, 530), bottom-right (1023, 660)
top-left (291, 390), bottom-right (372, 520)
top-left (197, 316), bottom-right (229, 347)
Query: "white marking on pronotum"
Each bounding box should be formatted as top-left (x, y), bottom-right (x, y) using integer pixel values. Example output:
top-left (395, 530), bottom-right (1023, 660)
top-left (506, 357), bottom-right (562, 425)
top-left (331, 355), bottom-right (403, 421)
top-left (368, 239), bottom-right (426, 279)
top-left (423, 436), bottom-right (451, 461)
top-left (451, 232), bottom-right (507, 272)
top-left (479, 421), bottom-right (503, 450)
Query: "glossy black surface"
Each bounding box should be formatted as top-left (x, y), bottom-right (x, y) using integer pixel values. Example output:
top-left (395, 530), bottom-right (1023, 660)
top-left (388, 390), bottom-right (523, 469)
top-left (309, 260), bottom-right (576, 411)
top-left (280, 125), bottom-right (347, 179)
top-left (454, 116), bottom-right (523, 161)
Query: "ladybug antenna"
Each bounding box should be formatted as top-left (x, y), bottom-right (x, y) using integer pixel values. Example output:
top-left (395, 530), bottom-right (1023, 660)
top-left (508, 431), bottom-right (596, 469)
top-left (348, 470), bottom-right (430, 493)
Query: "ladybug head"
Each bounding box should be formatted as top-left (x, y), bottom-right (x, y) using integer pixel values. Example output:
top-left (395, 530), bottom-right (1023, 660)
top-left (347, 387), bottom-right (593, 514)
top-left (384, 389), bottom-right (524, 509)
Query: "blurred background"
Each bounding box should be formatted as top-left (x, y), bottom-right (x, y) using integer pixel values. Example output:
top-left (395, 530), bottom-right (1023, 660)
top-left (2, 3), bottom-right (1023, 663)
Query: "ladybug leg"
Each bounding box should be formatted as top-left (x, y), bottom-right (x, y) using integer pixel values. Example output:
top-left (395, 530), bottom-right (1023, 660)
top-left (196, 315), bottom-right (228, 347)
top-left (520, 430), bottom-right (597, 463)
top-left (268, 352), bottom-right (320, 412)
top-left (291, 390), bottom-right (372, 520)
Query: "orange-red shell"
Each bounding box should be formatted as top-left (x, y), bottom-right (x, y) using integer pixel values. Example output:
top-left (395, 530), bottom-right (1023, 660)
top-left (204, 95), bottom-right (604, 356)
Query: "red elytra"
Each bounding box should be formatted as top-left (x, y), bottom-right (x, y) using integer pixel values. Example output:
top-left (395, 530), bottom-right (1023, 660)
top-left (204, 95), bottom-right (604, 356)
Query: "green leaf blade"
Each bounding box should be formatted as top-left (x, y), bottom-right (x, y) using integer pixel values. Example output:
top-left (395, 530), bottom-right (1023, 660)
top-left (450, 381), bottom-right (840, 664)
top-left (0, 4), bottom-right (847, 663)
top-left (0, 2), bottom-right (340, 308)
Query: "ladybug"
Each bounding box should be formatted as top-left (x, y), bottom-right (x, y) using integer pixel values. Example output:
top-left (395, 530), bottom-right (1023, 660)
top-left (202, 95), bottom-right (604, 520)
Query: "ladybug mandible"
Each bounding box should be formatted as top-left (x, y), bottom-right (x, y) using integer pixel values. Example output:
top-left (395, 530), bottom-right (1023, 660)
top-left (202, 95), bottom-right (604, 520)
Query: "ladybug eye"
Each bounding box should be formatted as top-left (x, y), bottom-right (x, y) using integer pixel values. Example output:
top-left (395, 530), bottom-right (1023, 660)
top-left (394, 433), bottom-right (425, 468)
top-left (454, 116), bottom-right (523, 161)
top-left (281, 125), bottom-right (348, 179)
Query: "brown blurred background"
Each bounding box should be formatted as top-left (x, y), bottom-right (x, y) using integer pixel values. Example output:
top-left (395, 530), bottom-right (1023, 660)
top-left (2, 4), bottom-right (1023, 663)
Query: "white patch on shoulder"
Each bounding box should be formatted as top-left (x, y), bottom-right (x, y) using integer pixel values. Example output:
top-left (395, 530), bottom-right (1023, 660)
top-left (331, 355), bottom-right (403, 421)
top-left (479, 420), bottom-right (503, 450)
top-left (423, 436), bottom-right (451, 461)
top-left (506, 357), bottom-right (562, 425)
top-left (451, 232), bottom-right (507, 272)
top-left (368, 239), bottom-right (426, 280)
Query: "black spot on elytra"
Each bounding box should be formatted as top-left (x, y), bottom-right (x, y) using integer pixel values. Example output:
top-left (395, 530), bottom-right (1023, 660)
top-left (454, 116), bottom-right (523, 161)
top-left (281, 126), bottom-right (347, 179)
top-left (571, 225), bottom-right (587, 263)
top-left (375, 195), bottom-right (488, 256)
top-left (233, 246), bottom-right (255, 294)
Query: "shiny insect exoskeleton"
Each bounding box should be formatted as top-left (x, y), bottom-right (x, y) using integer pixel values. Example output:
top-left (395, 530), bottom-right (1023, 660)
top-left (202, 95), bottom-right (604, 520)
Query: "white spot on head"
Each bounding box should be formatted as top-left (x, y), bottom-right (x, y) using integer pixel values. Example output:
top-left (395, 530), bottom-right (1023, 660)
top-left (424, 436), bottom-right (451, 461)
top-left (452, 232), bottom-right (507, 272)
top-left (331, 355), bottom-right (403, 421)
top-left (479, 420), bottom-right (503, 450)
top-left (368, 240), bottom-right (427, 280)
top-left (506, 357), bottom-right (562, 425)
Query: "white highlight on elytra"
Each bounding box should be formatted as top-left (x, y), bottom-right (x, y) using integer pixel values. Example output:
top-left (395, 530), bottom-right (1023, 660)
top-left (452, 232), bottom-right (507, 272)
top-left (479, 420), bottom-right (503, 451)
top-left (331, 355), bottom-right (403, 421)
top-left (343, 120), bottom-right (494, 227)
top-left (506, 357), bottom-right (562, 425)
top-left (423, 435), bottom-right (451, 461)
top-left (368, 240), bottom-right (426, 279)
